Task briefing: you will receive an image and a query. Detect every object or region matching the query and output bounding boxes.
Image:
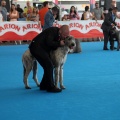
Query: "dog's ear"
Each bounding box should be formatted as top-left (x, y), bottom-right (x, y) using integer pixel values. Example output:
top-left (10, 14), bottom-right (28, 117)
top-left (66, 36), bottom-right (73, 40)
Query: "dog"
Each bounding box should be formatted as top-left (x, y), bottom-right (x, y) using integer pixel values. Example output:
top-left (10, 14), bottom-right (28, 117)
top-left (110, 27), bottom-right (120, 51)
top-left (69, 38), bottom-right (82, 53)
top-left (22, 36), bottom-right (76, 89)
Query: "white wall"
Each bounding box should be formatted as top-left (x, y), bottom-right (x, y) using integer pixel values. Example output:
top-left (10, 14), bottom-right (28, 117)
top-left (12, 1), bottom-right (33, 9)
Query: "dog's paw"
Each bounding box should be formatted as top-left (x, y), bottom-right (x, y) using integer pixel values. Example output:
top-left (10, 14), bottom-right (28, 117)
top-left (37, 84), bottom-right (40, 87)
top-left (60, 85), bottom-right (66, 89)
top-left (25, 86), bottom-right (31, 89)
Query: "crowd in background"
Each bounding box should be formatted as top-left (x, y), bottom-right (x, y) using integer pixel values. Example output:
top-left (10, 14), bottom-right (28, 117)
top-left (0, 0), bottom-right (118, 25)
top-left (0, 0), bottom-right (120, 24)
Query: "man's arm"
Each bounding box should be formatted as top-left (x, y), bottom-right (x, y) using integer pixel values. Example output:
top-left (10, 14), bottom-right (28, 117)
top-left (45, 31), bottom-right (65, 49)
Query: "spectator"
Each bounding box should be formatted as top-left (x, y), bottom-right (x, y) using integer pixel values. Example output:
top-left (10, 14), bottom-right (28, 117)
top-left (62, 14), bottom-right (69, 21)
top-left (23, 1), bottom-right (33, 20)
top-left (39, 1), bottom-right (49, 28)
top-left (43, 6), bottom-right (59, 30)
top-left (28, 7), bottom-right (39, 23)
top-left (109, 1), bottom-right (120, 19)
top-left (29, 25), bottom-right (70, 92)
top-left (69, 6), bottom-right (80, 20)
top-left (9, 4), bottom-right (20, 44)
top-left (0, 7), bottom-right (3, 21)
top-left (83, 6), bottom-right (93, 20)
top-left (101, 7), bottom-right (118, 50)
top-left (9, 4), bottom-right (19, 21)
top-left (0, 0), bottom-right (7, 21)
top-left (92, 2), bottom-right (104, 20)
top-left (16, 4), bottom-right (23, 18)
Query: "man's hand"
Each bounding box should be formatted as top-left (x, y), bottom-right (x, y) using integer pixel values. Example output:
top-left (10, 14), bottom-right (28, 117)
top-left (111, 23), bottom-right (115, 27)
top-left (60, 40), bottom-right (65, 46)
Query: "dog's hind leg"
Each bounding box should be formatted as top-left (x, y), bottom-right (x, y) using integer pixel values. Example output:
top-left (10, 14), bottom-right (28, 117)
top-left (32, 60), bottom-right (40, 87)
top-left (59, 65), bottom-right (65, 89)
top-left (117, 32), bottom-right (120, 51)
top-left (23, 64), bottom-right (32, 89)
top-left (54, 66), bottom-right (60, 88)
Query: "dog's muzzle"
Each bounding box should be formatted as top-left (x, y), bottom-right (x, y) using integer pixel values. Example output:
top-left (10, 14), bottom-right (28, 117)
top-left (69, 43), bottom-right (75, 49)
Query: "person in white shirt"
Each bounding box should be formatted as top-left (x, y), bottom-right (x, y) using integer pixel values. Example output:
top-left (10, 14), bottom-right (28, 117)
top-left (0, 7), bottom-right (3, 22)
top-left (84, 6), bottom-right (93, 20)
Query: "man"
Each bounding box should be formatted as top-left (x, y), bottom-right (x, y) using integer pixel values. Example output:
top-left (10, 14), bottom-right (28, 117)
top-left (101, 7), bottom-right (118, 50)
top-left (0, 7), bottom-right (3, 21)
top-left (0, 0), bottom-right (7, 21)
top-left (16, 4), bottom-right (23, 18)
top-left (23, 1), bottom-right (33, 21)
top-left (92, 2), bottom-right (104, 20)
top-left (43, 6), bottom-right (59, 30)
top-left (39, 1), bottom-right (49, 28)
top-left (29, 25), bottom-right (70, 92)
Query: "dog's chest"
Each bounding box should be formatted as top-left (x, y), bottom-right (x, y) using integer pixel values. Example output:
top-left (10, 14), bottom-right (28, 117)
top-left (50, 47), bottom-right (68, 65)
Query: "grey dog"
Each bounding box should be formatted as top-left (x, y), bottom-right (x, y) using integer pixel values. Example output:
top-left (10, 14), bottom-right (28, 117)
top-left (22, 36), bottom-right (76, 89)
top-left (110, 27), bottom-right (120, 51)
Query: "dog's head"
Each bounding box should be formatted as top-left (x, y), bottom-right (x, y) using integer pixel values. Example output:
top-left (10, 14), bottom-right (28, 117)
top-left (64, 36), bottom-right (76, 49)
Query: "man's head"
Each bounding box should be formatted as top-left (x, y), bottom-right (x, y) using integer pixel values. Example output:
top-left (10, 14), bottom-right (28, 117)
top-left (95, 2), bottom-right (99, 9)
top-left (112, 7), bottom-right (118, 15)
top-left (52, 7), bottom-right (59, 16)
top-left (1, 0), bottom-right (6, 7)
top-left (59, 25), bottom-right (70, 39)
top-left (26, 1), bottom-right (31, 7)
top-left (43, 1), bottom-right (49, 7)
top-left (17, 4), bottom-right (20, 8)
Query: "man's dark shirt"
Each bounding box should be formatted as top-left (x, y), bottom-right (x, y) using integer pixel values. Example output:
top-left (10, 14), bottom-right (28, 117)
top-left (17, 7), bottom-right (23, 18)
top-left (29, 27), bottom-right (61, 52)
top-left (101, 11), bottom-right (116, 32)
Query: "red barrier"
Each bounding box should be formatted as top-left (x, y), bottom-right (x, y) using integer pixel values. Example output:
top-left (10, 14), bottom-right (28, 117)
top-left (0, 20), bottom-right (120, 41)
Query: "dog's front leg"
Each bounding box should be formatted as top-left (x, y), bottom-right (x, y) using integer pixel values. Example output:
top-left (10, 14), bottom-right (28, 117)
top-left (33, 60), bottom-right (40, 87)
top-left (59, 65), bottom-right (65, 89)
top-left (54, 66), bottom-right (60, 88)
top-left (117, 40), bottom-right (119, 51)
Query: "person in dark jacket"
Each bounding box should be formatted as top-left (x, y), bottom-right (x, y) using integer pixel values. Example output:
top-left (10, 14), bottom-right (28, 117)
top-left (101, 7), bottom-right (118, 50)
top-left (16, 4), bottom-right (23, 18)
top-left (43, 6), bottom-right (59, 31)
top-left (29, 25), bottom-right (70, 92)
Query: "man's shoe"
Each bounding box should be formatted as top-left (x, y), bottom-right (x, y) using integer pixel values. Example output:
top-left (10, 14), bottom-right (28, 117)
top-left (103, 48), bottom-right (109, 50)
top-left (47, 87), bottom-right (62, 93)
top-left (110, 46), bottom-right (114, 50)
top-left (110, 46), bottom-right (116, 50)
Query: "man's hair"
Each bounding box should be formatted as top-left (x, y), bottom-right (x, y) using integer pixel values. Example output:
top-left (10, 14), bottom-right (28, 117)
top-left (113, 7), bottom-right (118, 10)
top-left (43, 1), bottom-right (48, 7)
top-left (52, 6), bottom-right (59, 12)
top-left (85, 6), bottom-right (89, 11)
